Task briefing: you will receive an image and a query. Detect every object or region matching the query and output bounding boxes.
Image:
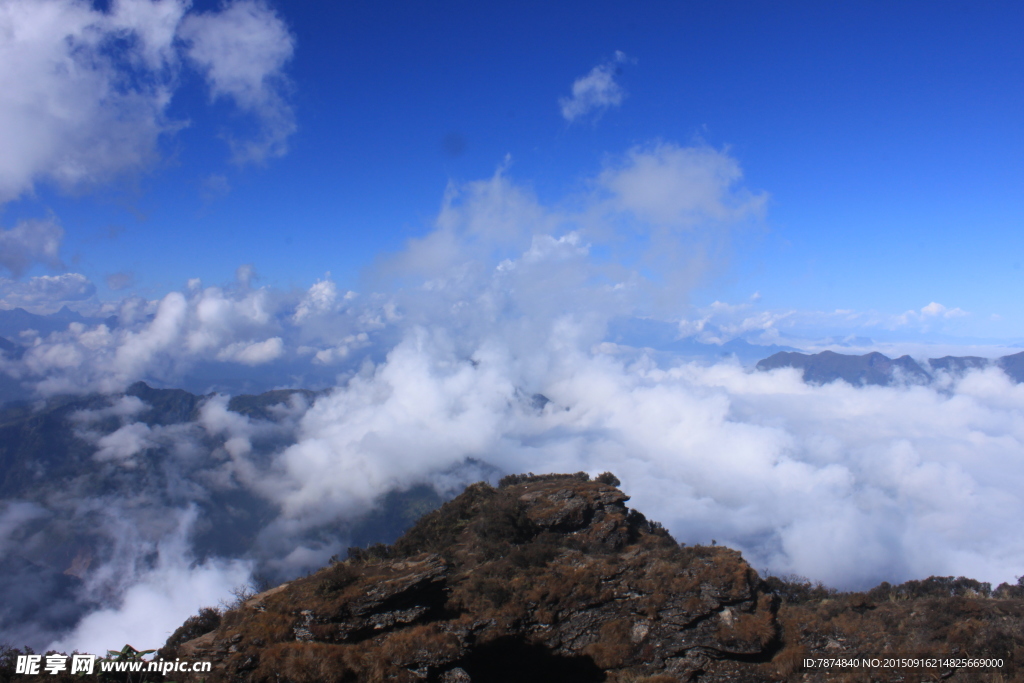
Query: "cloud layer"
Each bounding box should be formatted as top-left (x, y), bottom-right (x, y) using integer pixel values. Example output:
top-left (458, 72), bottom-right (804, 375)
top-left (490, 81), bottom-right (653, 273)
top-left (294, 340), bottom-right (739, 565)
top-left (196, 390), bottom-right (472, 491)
top-left (1, 143), bottom-right (1022, 655)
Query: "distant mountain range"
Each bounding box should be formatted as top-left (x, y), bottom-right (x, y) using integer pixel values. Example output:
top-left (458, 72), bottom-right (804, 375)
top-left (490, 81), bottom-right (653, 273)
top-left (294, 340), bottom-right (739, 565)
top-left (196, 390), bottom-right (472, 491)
top-left (757, 350), bottom-right (1024, 385)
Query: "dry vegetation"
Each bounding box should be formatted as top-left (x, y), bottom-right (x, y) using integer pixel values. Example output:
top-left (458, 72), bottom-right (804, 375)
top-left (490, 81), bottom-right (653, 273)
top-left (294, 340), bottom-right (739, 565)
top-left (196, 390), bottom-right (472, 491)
top-left (152, 472), bottom-right (790, 682)
top-left (161, 474), bottom-right (1024, 682)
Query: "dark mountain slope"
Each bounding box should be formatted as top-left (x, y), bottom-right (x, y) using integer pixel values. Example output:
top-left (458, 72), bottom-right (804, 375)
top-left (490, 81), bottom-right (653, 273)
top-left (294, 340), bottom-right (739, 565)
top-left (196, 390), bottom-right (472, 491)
top-left (998, 351), bottom-right (1024, 383)
top-left (928, 355), bottom-right (989, 374)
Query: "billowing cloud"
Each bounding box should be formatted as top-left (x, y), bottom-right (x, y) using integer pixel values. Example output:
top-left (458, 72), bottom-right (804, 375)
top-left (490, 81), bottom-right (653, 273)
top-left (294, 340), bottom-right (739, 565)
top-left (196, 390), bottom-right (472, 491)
top-left (4, 284), bottom-right (284, 394)
top-left (0, 217), bottom-right (64, 277)
top-left (232, 152), bottom-right (1024, 592)
top-left (0, 0), bottom-right (295, 205)
top-left (559, 50), bottom-right (629, 122)
top-left (248, 331), bottom-right (1024, 591)
top-left (293, 274), bottom-right (341, 322)
top-left (0, 0), bottom-right (180, 202)
top-left (6, 143), bottom-right (1024, 655)
top-left (1, 142), bottom-right (764, 395)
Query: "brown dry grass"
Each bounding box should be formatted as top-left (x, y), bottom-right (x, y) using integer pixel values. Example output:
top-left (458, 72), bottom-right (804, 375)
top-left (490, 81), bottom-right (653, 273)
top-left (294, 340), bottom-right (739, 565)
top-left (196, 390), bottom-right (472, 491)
top-left (254, 642), bottom-right (358, 683)
top-left (723, 604), bottom-right (777, 648)
top-left (584, 619), bottom-right (635, 669)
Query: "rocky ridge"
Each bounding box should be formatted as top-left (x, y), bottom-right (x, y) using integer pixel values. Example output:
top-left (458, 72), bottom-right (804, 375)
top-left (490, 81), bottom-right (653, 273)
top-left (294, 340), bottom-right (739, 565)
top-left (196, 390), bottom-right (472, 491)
top-left (154, 473), bottom-right (1024, 682)
top-left (162, 473), bottom-right (776, 682)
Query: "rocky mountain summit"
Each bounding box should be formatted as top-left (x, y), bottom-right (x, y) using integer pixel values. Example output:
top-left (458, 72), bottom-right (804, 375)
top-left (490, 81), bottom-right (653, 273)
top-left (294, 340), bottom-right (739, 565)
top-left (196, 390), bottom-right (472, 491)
top-left (155, 473), bottom-right (1024, 683)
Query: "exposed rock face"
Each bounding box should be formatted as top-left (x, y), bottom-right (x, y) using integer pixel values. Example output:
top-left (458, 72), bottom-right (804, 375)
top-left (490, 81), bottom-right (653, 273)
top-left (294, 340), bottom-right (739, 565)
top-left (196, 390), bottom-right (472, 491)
top-left (159, 474), bottom-right (1024, 683)
top-left (162, 474), bottom-right (778, 682)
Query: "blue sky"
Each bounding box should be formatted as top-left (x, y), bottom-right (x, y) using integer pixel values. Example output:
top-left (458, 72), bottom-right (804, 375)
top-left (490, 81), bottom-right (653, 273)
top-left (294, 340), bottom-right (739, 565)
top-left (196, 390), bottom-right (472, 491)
top-left (2, 0), bottom-right (1024, 347)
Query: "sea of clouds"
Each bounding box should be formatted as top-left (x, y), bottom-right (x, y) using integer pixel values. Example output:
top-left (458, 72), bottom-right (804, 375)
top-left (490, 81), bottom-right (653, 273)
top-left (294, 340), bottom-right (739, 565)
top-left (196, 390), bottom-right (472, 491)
top-left (1, 145), bottom-right (1022, 654)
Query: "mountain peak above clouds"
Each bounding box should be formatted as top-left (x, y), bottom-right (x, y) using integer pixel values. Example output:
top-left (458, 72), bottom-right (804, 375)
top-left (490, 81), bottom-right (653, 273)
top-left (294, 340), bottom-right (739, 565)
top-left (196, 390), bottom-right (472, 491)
top-left (160, 473), bottom-right (781, 682)
top-left (150, 473), bottom-right (1024, 683)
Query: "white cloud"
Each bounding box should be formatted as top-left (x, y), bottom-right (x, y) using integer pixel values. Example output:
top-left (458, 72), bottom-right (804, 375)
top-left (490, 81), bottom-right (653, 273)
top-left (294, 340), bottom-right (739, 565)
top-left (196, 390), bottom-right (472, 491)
top-left (677, 300), bottom-right (794, 345)
top-left (4, 282), bottom-right (293, 394)
top-left (5, 142), bottom-right (961, 406)
top-left (179, 0), bottom-right (296, 164)
top-left (250, 320), bottom-right (1024, 590)
top-left (265, 331), bottom-right (516, 524)
top-left (225, 156), bottom-right (1021, 590)
top-left (0, 272), bottom-right (96, 310)
top-left (389, 162), bottom-right (561, 281)
top-left (0, 217), bottom-right (64, 277)
top-left (900, 301), bottom-right (969, 324)
top-left (57, 279), bottom-right (980, 598)
top-left (0, 0), bottom-right (184, 202)
top-left (598, 142), bottom-right (768, 228)
top-left (49, 507), bottom-right (251, 655)
top-left (928, 302), bottom-right (959, 320)
top-left (0, 0), bottom-right (295, 205)
top-left (71, 394), bottom-right (148, 423)
top-left (559, 51), bottom-right (629, 123)
top-left (20, 273), bottom-right (94, 300)
top-left (216, 336), bottom-right (284, 365)
top-left (293, 274), bottom-right (339, 322)
top-left (93, 421), bottom-right (156, 462)
top-left (307, 333), bottom-right (369, 365)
